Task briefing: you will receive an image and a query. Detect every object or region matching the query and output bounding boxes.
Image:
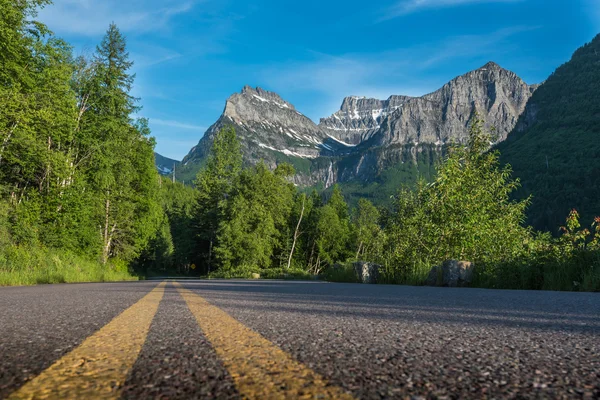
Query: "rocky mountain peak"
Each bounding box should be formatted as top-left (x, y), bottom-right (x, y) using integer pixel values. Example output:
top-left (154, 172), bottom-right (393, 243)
top-left (239, 86), bottom-right (295, 109)
top-left (178, 63), bottom-right (539, 189)
top-left (223, 86), bottom-right (301, 126)
top-left (372, 62), bottom-right (537, 147)
top-left (319, 94), bottom-right (415, 145)
top-left (455, 61), bottom-right (524, 87)
top-left (479, 61), bottom-right (501, 70)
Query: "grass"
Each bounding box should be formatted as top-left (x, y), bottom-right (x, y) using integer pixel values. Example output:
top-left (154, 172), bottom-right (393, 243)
top-left (208, 265), bottom-right (314, 281)
top-left (0, 245), bottom-right (138, 286)
top-left (322, 263), bottom-right (360, 283)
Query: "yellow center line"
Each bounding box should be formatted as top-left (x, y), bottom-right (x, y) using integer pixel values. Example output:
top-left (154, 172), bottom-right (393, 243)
top-left (175, 282), bottom-right (355, 400)
top-left (9, 281), bottom-right (166, 400)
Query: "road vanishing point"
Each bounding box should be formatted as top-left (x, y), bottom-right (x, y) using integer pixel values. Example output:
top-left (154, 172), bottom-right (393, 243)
top-left (0, 280), bottom-right (598, 399)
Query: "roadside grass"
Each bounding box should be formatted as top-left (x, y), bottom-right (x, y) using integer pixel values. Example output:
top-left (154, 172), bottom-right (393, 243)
top-left (0, 245), bottom-right (137, 286)
top-left (208, 266), bottom-right (314, 281)
top-left (321, 255), bottom-right (600, 292)
top-left (322, 263), bottom-right (359, 283)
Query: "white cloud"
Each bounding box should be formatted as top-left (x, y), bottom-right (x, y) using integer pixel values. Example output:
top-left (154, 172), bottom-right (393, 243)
top-left (150, 118), bottom-right (207, 131)
top-left (419, 25), bottom-right (540, 67)
top-left (380, 0), bottom-right (522, 20)
top-left (131, 46), bottom-right (183, 69)
top-left (261, 26), bottom-right (535, 118)
top-left (38, 0), bottom-right (196, 36)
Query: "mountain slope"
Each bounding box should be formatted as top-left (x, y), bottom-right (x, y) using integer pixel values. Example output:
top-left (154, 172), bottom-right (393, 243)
top-left (154, 153), bottom-right (180, 176)
top-left (329, 62), bottom-right (537, 204)
top-left (498, 34), bottom-right (600, 232)
top-left (319, 95), bottom-right (414, 144)
top-left (177, 63), bottom-right (537, 193)
top-left (177, 86), bottom-right (353, 184)
top-left (369, 62), bottom-right (536, 147)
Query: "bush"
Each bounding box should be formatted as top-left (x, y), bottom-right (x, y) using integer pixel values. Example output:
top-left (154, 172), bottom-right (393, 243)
top-left (322, 263), bottom-right (359, 283)
top-left (209, 266), bottom-right (314, 280)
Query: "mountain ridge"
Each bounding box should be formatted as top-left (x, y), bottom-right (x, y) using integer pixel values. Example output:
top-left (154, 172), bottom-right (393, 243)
top-left (169, 62), bottom-right (538, 189)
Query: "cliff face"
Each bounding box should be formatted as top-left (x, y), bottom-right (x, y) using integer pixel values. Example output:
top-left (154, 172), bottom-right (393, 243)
top-left (319, 95), bottom-right (414, 144)
top-left (176, 62), bottom-right (538, 188)
top-left (366, 62), bottom-right (535, 148)
top-left (177, 86), bottom-right (353, 184)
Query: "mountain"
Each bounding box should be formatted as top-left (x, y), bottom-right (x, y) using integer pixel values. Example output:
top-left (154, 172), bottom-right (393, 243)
top-left (498, 34), bottom-right (600, 232)
top-left (154, 153), bottom-right (180, 176)
top-left (177, 86), bottom-right (353, 184)
top-left (177, 62), bottom-right (537, 199)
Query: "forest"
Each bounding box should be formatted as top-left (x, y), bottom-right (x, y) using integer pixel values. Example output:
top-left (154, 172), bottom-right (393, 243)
top-left (1, 0), bottom-right (599, 291)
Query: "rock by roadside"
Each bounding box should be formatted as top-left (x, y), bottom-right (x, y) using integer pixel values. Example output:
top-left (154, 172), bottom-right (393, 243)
top-left (353, 262), bottom-right (380, 284)
top-left (426, 260), bottom-right (473, 287)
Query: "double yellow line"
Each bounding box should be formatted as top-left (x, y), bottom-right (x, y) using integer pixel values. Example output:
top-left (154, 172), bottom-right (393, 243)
top-left (9, 281), bottom-right (354, 399)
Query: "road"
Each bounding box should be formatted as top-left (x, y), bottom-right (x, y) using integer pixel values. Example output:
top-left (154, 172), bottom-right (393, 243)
top-left (0, 280), bottom-right (599, 399)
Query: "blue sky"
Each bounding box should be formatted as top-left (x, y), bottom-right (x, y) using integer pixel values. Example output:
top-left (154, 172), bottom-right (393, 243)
top-left (39, 0), bottom-right (599, 160)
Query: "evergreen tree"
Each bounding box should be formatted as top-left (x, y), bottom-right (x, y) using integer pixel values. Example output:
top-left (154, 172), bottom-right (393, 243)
top-left (215, 162), bottom-right (295, 271)
top-left (80, 24), bottom-right (161, 264)
top-left (193, 126), bottom-right (242, 273)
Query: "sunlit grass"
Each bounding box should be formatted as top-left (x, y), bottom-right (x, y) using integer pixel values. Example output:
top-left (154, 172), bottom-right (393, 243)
top-left (0, 245), bottom-right (138, 286)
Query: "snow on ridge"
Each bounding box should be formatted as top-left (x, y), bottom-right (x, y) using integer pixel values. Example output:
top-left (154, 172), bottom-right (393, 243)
top-left (326, 134), bottom-right (356, 147)
top-left (257, 142), bottom-right (278, 152)
top-left (252, 94), bottom-right (293, 110)
top-left (253, 94), bottom-right (268, 102)
top-left (257, 142), bottom-right (317, 159)
top-left (325, 126), bottom-right (371, 132)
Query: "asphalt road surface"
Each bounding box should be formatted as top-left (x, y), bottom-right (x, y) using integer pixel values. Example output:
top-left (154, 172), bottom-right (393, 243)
top-left (0, 280), bottom-right (599, 399)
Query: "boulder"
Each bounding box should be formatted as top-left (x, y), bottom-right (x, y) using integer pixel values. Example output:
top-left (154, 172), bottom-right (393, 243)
top-left (425, 260), bottom-right (473, 287)
top-left (353, 262), bottom-right (381, 284)
top-left (251, 273), bottom-right (260, 279)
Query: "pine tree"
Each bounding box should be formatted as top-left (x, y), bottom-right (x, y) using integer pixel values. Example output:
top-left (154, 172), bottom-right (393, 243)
top-left (194, 126), bottom-right (242, 273)
top-left (214, 162), bottom-right (296, 271)
top-left (80, 23), bottom-right (160, 264)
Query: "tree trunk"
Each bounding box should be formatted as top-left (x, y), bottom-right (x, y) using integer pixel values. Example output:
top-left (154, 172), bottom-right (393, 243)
top-left (0, 121), bottom-right (19, 166)
top-left (102, 194), bottom-right (113, 265)
top-left (355, 241), bottom-right (363, 261)
top-left (287, 195), bottom-right (305, 269)
top-left (207, 238), bottom-right (213, 275)
top-left (307, 239), bottom-right (316, 271)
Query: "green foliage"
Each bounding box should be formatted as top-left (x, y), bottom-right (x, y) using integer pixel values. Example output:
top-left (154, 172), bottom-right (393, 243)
top-left (215, 162), bottom-right (296, 270)
top-left (498, 34), bottom-right (600, 232)
top-left (0, 244), bottom-right (137, 286)
top-left (322, 263), bottom-right (360, 283)
top-left (383, 118), bottom-right (532, 283)
top-left (0, 3), bottom-right (163, 285)
top-left (193, 125), bottom-right (243, 273)
top-left (352, 199), bottom-right (384, 261)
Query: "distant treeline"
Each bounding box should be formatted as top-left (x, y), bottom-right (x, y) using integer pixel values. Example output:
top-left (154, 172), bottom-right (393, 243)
top-left (157, 121), bottom-right (600, 291)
